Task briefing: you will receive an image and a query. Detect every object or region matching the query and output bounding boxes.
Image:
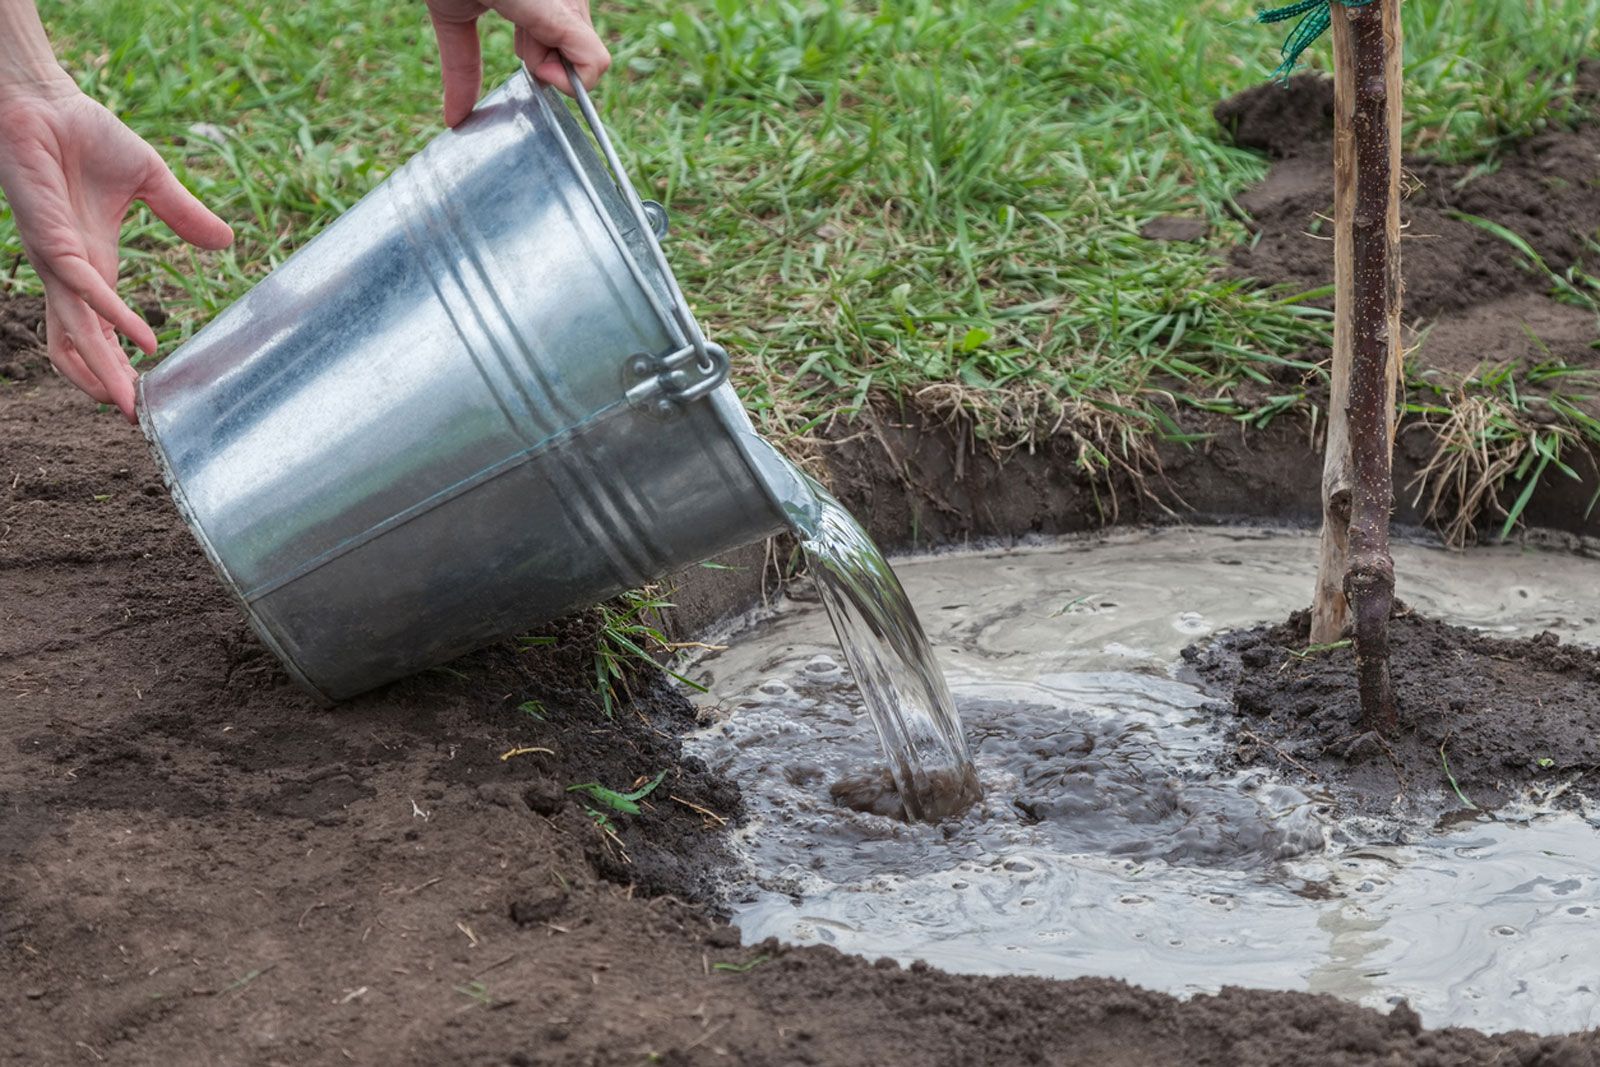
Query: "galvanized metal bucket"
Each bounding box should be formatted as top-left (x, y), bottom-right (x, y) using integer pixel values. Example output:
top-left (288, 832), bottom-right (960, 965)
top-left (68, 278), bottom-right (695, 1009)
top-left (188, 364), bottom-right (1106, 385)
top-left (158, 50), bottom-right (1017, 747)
top-left (138, 66), bottom-right (812, 702)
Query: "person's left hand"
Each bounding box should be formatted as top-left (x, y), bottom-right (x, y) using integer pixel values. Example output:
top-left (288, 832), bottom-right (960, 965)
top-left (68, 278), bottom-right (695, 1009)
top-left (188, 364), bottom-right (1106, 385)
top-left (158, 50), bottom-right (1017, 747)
top-left (425, 0), bottom-right (611, 127)
top-left (0, 79), bottom-right (233, 422)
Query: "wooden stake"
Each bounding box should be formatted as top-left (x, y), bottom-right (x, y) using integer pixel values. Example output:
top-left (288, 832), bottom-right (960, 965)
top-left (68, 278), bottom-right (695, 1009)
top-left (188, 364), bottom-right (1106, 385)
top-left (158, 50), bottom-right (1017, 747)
top-left (1308, 54), bottom-right (1355, 646)
top-left (1313, 3), bottom-right (1407, 648)
top-left (1319, 0), bottom-right (1402, 733)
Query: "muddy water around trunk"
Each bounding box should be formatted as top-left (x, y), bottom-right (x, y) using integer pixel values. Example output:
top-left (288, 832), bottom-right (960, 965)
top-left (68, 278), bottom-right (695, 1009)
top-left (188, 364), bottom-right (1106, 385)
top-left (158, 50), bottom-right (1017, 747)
top-left (687, 528), bottom-right (1600, 1035)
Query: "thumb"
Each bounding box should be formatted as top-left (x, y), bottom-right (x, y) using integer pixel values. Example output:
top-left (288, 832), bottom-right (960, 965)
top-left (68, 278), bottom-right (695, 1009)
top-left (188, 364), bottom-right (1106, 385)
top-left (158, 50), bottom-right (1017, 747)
top-left (139, 160), bottom-right (233, 251)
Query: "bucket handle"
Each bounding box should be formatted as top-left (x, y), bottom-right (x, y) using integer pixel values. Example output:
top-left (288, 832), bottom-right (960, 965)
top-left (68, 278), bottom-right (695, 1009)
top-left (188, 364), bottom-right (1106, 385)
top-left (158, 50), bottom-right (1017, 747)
top-left (559, 59), bottom-right (728, 403)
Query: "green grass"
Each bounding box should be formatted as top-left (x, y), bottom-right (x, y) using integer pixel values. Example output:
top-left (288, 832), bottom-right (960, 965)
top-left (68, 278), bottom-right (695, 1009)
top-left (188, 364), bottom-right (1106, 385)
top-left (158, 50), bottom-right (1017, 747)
top-left (712, 954), bottom-right (771, 973)
top-left (1286, 638), bottom-right (1353, 659)
top-left (1402, 218), bottom-right (1600, 544)
top-left (1439, 739), bottom-right (1479, 810)
top-left (3, 0), bottom-right (1598, 486)
top-left (592, 587), bottom-right (705, 716)
top-left (568, 770), bottom-right (667, 815)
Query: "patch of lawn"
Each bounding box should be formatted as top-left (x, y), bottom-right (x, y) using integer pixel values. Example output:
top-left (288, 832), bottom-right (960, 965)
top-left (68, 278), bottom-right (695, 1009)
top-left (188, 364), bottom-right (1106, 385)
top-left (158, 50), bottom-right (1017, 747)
top-left (4, 0), bottom-right (1597, 494)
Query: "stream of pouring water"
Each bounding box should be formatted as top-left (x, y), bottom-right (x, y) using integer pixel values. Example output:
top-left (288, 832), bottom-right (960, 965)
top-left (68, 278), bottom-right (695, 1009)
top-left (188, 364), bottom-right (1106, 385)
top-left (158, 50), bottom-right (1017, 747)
top-left (791, 481), bottom-right (982, 822)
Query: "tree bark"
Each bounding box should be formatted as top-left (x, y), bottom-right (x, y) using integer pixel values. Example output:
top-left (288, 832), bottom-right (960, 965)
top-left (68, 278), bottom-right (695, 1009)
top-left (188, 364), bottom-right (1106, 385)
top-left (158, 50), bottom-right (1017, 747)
top-left (1327, 0), bottom-right (1402, 735)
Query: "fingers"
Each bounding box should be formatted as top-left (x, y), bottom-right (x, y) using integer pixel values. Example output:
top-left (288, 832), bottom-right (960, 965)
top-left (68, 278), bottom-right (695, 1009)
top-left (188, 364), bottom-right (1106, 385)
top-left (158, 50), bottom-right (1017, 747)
top-left (500, 1), bottom-right (610, 94)
top-left (44, 308), bottom-right (114, 404)
top-left (514, 31), bottom-right (568, 95)
top-left (521, 35), bottom-right (611, 95)
top-left (563, 30), bottom-right (611, 92)
top-left (43, 279), bottom-right (137, 422)
top-left (430, 11), bottom-right (485, 127)
top-left (139, 161), bottom-right (233, 251)
top-left (44, 250), bottom-right (158, 355)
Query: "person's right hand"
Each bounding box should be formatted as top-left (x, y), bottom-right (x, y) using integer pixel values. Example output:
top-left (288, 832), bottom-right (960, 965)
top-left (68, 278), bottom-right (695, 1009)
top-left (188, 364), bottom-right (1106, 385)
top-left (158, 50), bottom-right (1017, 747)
top-left (0, 77), bottom-right (233, 422)
top-left (426, 0), bottom-right (611, 127)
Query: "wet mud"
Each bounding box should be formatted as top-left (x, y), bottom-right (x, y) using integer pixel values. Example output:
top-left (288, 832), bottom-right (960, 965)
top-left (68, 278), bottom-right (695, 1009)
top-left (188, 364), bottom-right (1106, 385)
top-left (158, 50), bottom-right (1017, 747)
top-left (828, 764), bottom-right (984, 822)
top-left (1193, 607), bottom-right (1600, 817)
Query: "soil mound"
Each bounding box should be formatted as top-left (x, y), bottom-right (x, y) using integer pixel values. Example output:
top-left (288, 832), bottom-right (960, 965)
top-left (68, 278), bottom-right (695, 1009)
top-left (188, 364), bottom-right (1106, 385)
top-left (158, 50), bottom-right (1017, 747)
top-left (1189, 607), bottom-right (1600, 815)
top-left (1216, 71), bottom-right (1600, 372)
top-left (1213, 72), bottom-right (1335, 158)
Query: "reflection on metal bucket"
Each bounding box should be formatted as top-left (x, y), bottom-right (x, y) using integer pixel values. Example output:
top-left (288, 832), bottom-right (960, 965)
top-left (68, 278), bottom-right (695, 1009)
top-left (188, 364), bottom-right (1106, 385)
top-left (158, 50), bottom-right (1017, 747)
top-left (139, 68), bottom-right (811, 701)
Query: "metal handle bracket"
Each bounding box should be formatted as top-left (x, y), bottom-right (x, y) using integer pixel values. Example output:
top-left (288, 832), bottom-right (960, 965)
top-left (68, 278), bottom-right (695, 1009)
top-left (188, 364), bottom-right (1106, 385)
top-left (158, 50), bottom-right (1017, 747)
top-left (558, 59), bottom-right (718, 378)
top-left (625, 341), bottom-right (730, 417)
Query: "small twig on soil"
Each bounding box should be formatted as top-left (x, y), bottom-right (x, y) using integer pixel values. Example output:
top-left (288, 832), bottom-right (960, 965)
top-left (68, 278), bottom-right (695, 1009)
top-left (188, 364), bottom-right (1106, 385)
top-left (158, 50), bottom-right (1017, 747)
top-left (1285, 639), bottom-right (1353, 661)
top-left (682, 1022), bottom-right (729, 1053)
top-left (297, 903), bottom-right (328, 930)
top-left (633, 705), bottom-right (672, 739)
top-left (473, 954), bottom-right (518, 980)
top-left (500, 745), bottom-right (555, 761)
top-left (1237, 729), bottom-right (1321, 781)
top-left (669, 795), bottom-right (728, 825)
top-left (591, 818), bottom-right (630, 864)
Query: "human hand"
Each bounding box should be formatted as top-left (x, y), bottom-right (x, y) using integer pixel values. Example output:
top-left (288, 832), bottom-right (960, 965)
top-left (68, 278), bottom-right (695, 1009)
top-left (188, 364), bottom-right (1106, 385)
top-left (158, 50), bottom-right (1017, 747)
top-left (0, 80), bottom-right (233, 422)
top-left (426, 0), bottom-right (611, 127)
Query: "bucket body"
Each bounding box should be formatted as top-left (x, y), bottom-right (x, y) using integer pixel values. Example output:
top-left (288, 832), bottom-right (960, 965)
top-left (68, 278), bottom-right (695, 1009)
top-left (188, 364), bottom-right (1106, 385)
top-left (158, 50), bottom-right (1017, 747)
top-left (139, 71), bottom-right (809, 701)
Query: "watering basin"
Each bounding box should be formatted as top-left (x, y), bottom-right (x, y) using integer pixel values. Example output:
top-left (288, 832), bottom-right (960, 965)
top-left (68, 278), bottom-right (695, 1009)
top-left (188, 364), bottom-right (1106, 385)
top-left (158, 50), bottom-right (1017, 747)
top-left (687, 527), bottom-right (1600, 1034)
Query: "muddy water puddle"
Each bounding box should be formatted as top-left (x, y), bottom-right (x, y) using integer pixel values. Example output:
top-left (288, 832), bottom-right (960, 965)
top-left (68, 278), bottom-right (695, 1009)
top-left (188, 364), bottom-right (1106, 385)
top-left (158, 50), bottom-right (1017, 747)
top-left (686, 527), bottom-right (1600, 1034)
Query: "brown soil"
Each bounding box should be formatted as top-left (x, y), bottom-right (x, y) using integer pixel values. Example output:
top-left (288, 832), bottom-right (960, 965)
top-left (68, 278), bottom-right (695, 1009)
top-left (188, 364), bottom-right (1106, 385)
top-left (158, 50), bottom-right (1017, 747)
top-left (1187, 607), bottom-right (1600, 816)
top-left (1211, 73), bottom-right (1600, 542)
top-left (8, 289), bottom-right (1600, 1065)
top-left (1218, 71), bottom-right (1600, 382)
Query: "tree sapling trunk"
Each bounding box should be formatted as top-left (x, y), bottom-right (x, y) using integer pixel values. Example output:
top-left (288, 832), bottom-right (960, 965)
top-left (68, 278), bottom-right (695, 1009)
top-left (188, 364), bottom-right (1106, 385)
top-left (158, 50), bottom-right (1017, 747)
top-left (1315, 0), bottom-right (1402, 734)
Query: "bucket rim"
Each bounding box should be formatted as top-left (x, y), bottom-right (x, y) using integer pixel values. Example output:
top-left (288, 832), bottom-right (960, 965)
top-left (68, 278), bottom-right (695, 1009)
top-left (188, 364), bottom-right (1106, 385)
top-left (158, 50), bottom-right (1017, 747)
top-left (136, 380), bottom-right (337, 705)
top-left (530, 68), bottom-right (807, 538)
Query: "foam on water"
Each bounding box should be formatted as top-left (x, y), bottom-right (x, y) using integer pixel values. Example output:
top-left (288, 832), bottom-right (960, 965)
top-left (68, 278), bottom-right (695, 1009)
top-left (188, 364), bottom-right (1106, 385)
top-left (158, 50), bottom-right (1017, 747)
top-left (686, 527), bottom-right (1600, 1034)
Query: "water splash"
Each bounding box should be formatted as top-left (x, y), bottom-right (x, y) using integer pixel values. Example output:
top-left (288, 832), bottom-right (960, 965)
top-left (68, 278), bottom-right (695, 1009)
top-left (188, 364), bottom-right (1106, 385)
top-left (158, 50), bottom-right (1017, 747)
top-left (791, 480), bottom-right (981, 822)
